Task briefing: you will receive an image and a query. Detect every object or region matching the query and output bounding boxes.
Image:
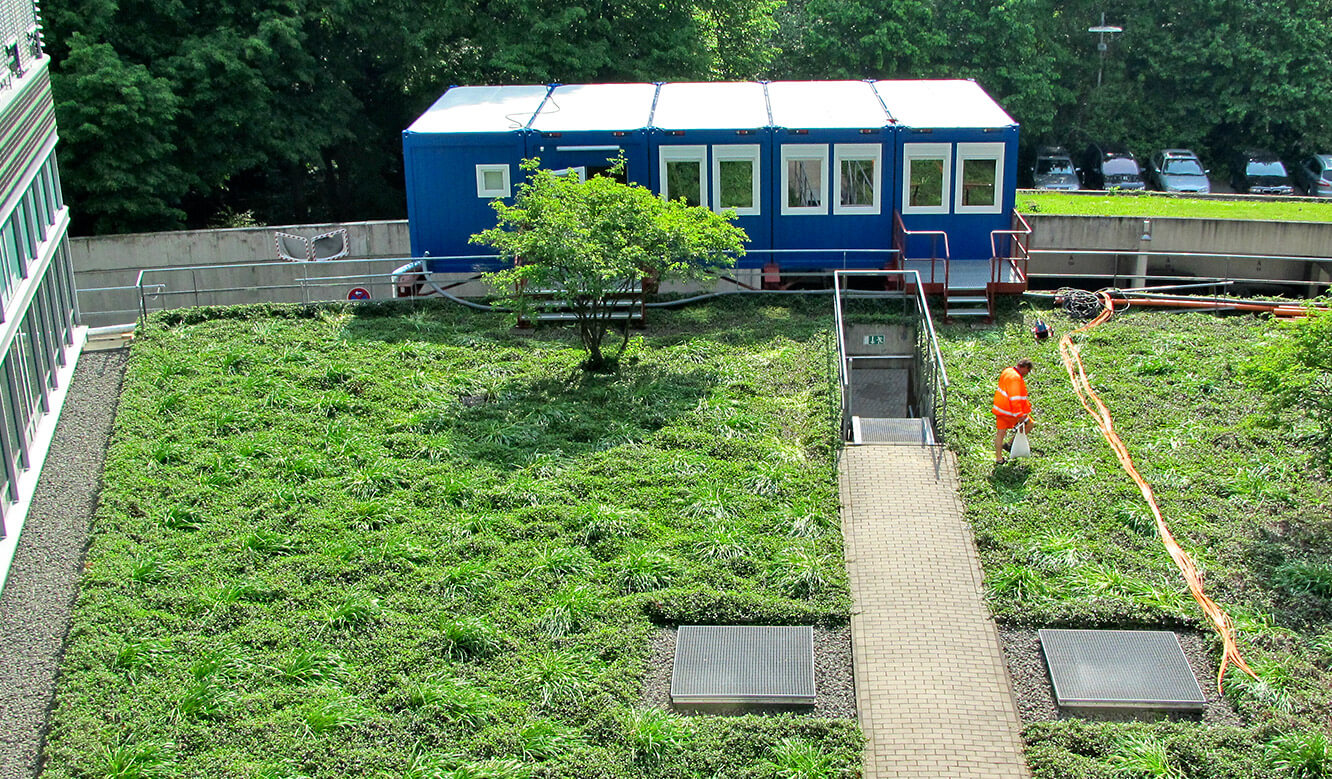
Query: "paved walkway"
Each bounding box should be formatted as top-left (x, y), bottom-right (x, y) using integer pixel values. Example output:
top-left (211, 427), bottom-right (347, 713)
top-left (840, 445), bottom-right (1030, 779)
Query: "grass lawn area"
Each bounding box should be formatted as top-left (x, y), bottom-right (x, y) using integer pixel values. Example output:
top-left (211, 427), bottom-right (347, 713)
top-left (1019, 191), bottom-right (1332, 222)
top-left (939, 307), bottom-right (1332, 778)
top-left (43, 298), bottom-right (861, 778)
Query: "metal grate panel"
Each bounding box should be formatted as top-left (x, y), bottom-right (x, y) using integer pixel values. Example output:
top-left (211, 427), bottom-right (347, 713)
top-left (852, 417), bottom-right (934, 445)
top-left (671, 625), bottom-right (815, 705)
top-left (1039, 629), bottom-right (1205, 710)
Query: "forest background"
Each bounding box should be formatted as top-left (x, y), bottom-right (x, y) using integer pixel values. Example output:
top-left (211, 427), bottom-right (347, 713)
top-left (44, 0), bottom-right (1332, 236)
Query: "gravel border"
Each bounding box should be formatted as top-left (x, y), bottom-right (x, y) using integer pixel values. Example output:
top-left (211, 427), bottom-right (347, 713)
top-left (641, 625), bottom-right (857, 718)
top-left (0, 349), bottom-right (128, 779)
top-left (999, 626), bottom-right (1243, 726)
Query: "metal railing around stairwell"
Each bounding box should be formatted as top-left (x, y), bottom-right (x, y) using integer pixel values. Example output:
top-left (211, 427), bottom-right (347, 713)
top-left (833, 270), bottom-right (950, 444)
top-left (990, 210), bottom-right (1032, 285)
top-left (892, 210), bottom-right (952, 288)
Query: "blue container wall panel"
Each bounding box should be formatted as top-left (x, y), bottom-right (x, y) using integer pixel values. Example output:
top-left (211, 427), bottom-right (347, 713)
top-left (893, 127), bottom-right (1018, 261)
top-left (652, 132), bottom-right (772, 253)
top-left (525, 131), bottom-right (651, 188)
top-left (768, 131), bottom-right (895, 265)
top-left (404, 133), bottom-right (525, 266)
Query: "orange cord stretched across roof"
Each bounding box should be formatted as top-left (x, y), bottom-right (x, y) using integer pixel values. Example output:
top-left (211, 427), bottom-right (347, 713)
top-left (1057, 291), bottom-right (1257, 693)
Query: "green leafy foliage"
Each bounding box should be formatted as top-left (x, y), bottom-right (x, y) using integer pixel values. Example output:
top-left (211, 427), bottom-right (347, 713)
top-left (43, 298), bottom-right (853, 777)
top-left (762, 737), bottom-right (847, 779)
top-left (622, 708), bottom-right (688, 763)
top-left (474, 159), bottom-right (745, 371)
top-left (1107, 734), bottom-right (1184, 778)
top-left (945, 309), bottom-right (1332, 777)
top-left (49, 0), bottom-right (782, 234)
top-left (1265, 730), bottom-right (1330, 778)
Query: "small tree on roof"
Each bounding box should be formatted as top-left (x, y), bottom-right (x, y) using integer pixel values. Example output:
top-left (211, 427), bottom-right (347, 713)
top-left (473, 158), bottom-right (746, 371)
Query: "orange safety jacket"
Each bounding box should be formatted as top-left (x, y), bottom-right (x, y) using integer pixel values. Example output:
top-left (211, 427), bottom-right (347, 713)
top-left (992, 367), bottom-right (1032, 420)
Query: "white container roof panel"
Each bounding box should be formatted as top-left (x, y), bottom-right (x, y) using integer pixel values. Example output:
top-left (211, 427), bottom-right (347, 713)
top-left (874, 80), bottom-right (1016, 129)
top-left (530, 83), bottom-right (658, 133)
top-left (406, 85), bottom-right (550, 134)
top-left (767, 81), bottom-right (889, 129)
top-left (652, 82), bottom-right (770, 130)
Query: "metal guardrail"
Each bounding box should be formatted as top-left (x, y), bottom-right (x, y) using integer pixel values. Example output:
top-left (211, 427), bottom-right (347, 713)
top-left (134, 256), bottom-right (436, 323)
top-left (832, 270), bottom-right (949, 444)
top-left (892, 211), bottom-right (952, 287)
top-left (990, 210), bottom-right (1033, 285)
top-left (127, 250), bottom-right (907, 326)
top-left (1025, 247), bottom-right (1332, 291)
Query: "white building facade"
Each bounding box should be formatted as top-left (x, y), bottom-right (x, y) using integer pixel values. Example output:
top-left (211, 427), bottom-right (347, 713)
top-left (0, 0), bottom-right (84, 582)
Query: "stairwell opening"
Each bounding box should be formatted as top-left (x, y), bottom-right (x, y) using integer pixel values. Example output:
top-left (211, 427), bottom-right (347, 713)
top-left (833, 270), bottom-right (948, 445)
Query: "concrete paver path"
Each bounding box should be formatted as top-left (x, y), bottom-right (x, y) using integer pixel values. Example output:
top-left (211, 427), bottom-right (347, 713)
top-left (840, 445), bottom-right (1030, 779)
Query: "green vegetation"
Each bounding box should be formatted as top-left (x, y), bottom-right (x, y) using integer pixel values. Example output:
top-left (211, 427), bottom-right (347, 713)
top-left (1019, 192), bottom-right (1332, 222)
top-left (43, 298), bottom-right (859, 778)
top-left (51, 0), bottom-right (1332, 234)
top-left (475, 159), bottom-right (745, 371)
top-left (939, 308), bottom-right (1332, 778)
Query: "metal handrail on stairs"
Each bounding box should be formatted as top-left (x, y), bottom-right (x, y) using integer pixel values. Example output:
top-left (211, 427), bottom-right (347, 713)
top-left (833, 269), bottom-right (950, 443)
top-left (990, 210), bottom-right (1032, 285)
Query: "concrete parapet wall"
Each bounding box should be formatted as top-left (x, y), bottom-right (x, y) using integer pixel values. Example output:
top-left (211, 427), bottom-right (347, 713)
top-left (71, 214), bottom-right (1332, 326)
top-left (1025, 214), bottom-right (1332, 289)
top-left (1028, 214), bottom-right (1332, 257)
top-left (72, 220), bottom-right (410, 327)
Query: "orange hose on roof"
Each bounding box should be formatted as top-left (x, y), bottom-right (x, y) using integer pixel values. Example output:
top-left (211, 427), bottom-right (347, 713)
top-left (1057, 291), bottom-right (1257, 693)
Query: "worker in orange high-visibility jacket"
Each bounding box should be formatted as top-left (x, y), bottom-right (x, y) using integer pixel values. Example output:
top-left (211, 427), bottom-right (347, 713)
top-left (993, 358), bottom-right (1034, 463)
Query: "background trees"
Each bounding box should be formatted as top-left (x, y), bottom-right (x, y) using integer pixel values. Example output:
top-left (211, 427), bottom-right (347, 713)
top-left (46, 0), bottom-right (1332, 236)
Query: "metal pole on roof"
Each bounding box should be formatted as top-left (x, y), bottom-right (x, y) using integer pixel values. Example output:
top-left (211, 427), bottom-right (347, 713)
top-left (1089, 13), bottom-right (1123, 88)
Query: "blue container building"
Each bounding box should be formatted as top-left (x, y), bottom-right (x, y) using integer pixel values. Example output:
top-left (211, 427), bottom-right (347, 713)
top-left (402, 80), bottom-right (1020, 286)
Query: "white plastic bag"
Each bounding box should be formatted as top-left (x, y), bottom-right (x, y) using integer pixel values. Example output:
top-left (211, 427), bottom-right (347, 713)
top-left (1010, 430), bottom-right (1031, 458)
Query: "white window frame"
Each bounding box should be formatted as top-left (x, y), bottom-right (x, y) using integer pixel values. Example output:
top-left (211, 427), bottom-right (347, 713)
top-left (659, 145), bottom-right (708, 207)
top-left (710, 144), bottom-right (761, 216)
top-left (832, 143), bottom-right (882, 215)
top-left (780, 144), bottom-right (829, 216)
top-left (550, 166), bottom-right (587, 182)
top-left (954, 142), bottom-right (1005, 214)
top-left (901, 143), bottom-right (952, 216)
top-left (475, 164), bottom-right (511, 198)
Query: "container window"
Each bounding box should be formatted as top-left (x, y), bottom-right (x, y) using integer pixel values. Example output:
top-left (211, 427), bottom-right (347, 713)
top-left (780, 145), bottom-right (828, 215)
top-left (955, 142), bottom-right (1005, 214)
top-left (711, 145), bottom-right (760, 216)
top-left (475, 164), bottom-right (511, 198)
top-left (902, 143), bottom-right (952, 215)
top-left (833, 144), bottom-right (881, 215)
top-left (660, 145), bottom-right (707, 207)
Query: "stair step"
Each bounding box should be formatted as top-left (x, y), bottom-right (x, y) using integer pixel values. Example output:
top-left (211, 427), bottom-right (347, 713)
top-left (948, 296), bottom-right (988, 304)
top-left (947, 309), bottom-right (991, 317)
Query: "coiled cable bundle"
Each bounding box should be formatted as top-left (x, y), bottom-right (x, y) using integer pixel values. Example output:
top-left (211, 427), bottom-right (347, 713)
top-left (1056, 287), bottom-right (1111, 319)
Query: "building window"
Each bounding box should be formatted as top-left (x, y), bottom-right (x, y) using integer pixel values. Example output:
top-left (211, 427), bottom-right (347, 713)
top-left (902, 143), bottom-right (952, 215)
top-left (955, 142), bottom-right (1004, 214)
top-left (711, 145), bottom-right (760, 216)
top-left (660, 145), bottom-right (707, 207)
top-left (833, 144), bottom-right (882, 215)
top-left (50, 156), bottom-right (64, 209)
top-left (475, 164), bottom-right (510, 198)
top-left (781, 144), bottom-right (828, 215)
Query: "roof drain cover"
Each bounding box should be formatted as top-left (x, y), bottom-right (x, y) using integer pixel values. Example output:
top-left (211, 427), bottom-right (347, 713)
top-left (1039, 628), bottom-right (1205, 710)
top-left (671, 625), bottom-right (815, 706)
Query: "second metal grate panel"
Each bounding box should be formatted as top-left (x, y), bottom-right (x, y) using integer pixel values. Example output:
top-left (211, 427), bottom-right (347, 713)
top-left (671, 625), bottom-right (815, 705)
top-left (1040, 628), bottom-right (1205, 710)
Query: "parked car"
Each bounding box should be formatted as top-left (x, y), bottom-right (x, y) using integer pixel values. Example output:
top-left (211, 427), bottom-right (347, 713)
top-left (1032, 146), bottom-right (1081, 190)
top-left (1079, 143), bottom-right (1146, 190)
top-left (1293, 154), bottom-right (1332, 197)
top-left (1231, 149), bottom-right (1295, 195)
top-left (1147, 149), bottom-right (1211, 194)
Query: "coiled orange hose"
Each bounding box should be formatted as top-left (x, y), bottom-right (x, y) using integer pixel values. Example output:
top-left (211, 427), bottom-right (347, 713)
top-left (1058, 291), bottom-right (1257, 693)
